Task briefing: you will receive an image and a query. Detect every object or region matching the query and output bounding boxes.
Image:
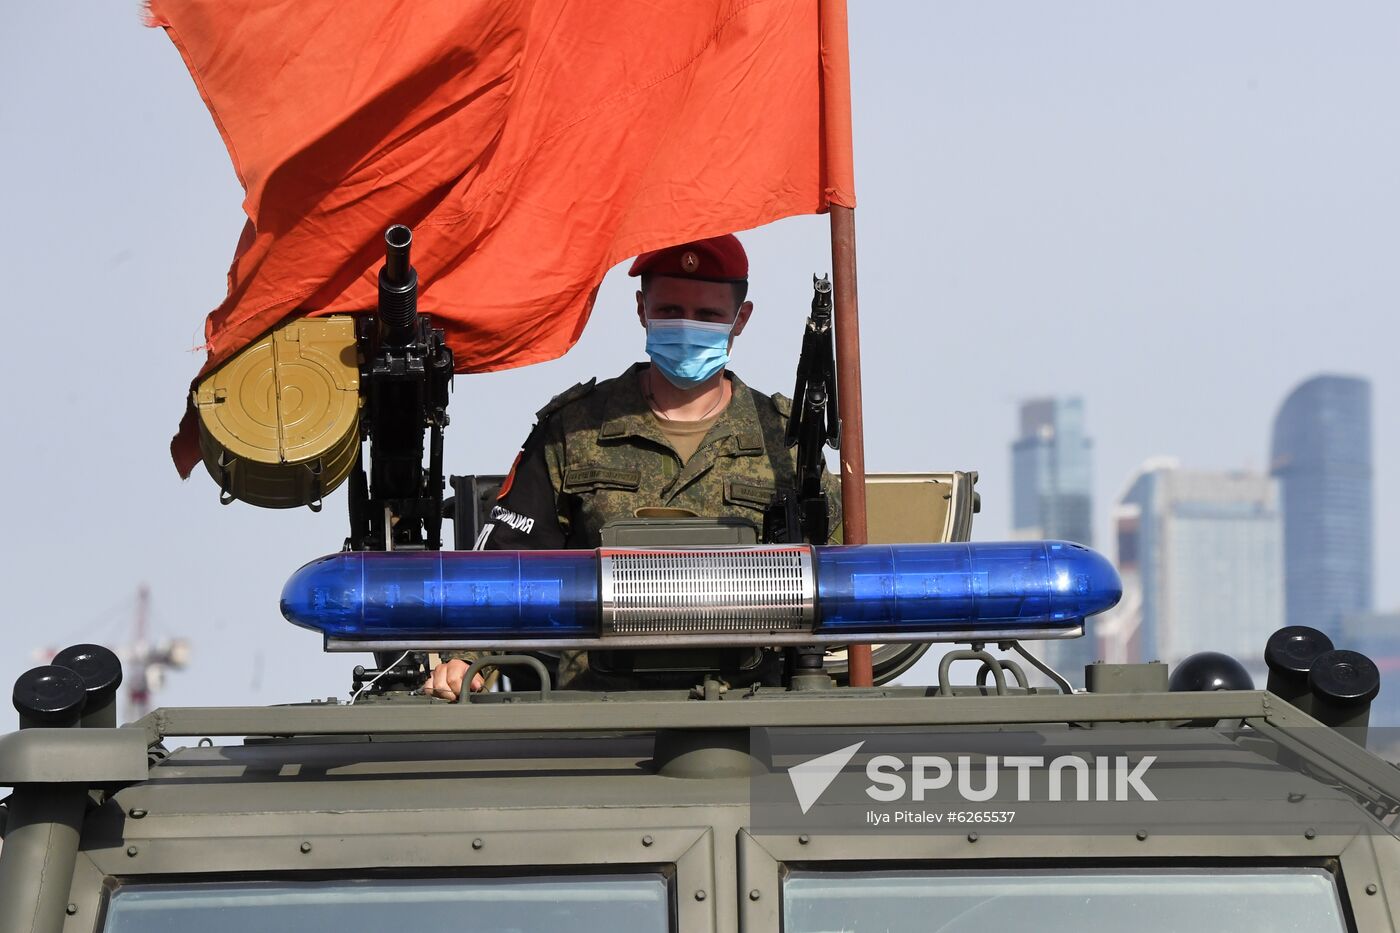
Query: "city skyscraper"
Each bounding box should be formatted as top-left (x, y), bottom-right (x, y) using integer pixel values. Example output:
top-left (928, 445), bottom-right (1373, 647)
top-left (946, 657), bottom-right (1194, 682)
top-left (1113, 462), bottom-right (1283, 680)
top-left (1340, 611), bottom-right (1399, 732)
top-left (1091, 484), bottom-right (1155, 667)
top-left (1011, 398), bottom-right (1093, 546)
top-left (1011, 398), bottom-right (1093, 678)
top-left (1270, 375), bottom-right (1373, 638)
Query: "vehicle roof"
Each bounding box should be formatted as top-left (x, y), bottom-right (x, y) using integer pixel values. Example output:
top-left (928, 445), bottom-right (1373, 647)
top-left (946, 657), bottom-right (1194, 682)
top-left (99, 695), bottom-right (1390, 833)
top-left (123, 727), bottom-right (1343, 799)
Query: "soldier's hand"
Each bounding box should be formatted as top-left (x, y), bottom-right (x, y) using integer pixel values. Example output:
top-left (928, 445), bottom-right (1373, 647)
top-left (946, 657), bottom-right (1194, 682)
top-left (422, 659), bottom-right (485, 700)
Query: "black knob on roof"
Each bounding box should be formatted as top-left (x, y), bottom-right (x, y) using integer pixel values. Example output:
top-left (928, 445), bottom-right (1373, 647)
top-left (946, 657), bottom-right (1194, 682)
top-left (1169, 651), bottom-right (1254, 693)
top-left (13, 665), bottom-right (87, 726)
top-left (1308, 649), bottom-right (1380, 707)
top-left (52, 643), bottom-right (123, 707)
top-left (1265, 626), bottom-right (1335, 678)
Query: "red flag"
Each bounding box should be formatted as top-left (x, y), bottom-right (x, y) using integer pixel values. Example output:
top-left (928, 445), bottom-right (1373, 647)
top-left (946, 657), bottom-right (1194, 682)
top-left (152, 0), bottom-right (856, 477)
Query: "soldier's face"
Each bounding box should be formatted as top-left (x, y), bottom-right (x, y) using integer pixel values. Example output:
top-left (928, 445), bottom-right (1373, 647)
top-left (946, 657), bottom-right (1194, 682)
top-left (636, 277), bottom-right (753, 343)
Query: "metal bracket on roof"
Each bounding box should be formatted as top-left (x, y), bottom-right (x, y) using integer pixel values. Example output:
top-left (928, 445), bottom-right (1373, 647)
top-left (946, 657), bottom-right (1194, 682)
top-left (1003, 640), bottom-right (1075, 694)
top-left (459, 655), bottom-right (554, 702)
top-left (937, 647), bottom-right (1029, 696)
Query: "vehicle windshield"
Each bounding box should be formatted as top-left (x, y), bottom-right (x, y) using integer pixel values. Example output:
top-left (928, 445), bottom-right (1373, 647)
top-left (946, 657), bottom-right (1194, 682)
top-left (104, 874), bottom-right (670, 933)
top-left (783, 868), bottom-right (1346, 933)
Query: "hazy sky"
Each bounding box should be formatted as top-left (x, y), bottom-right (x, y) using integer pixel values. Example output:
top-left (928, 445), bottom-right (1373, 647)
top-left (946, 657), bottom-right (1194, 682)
top-left (1, 2), bottom-right (1395, 717)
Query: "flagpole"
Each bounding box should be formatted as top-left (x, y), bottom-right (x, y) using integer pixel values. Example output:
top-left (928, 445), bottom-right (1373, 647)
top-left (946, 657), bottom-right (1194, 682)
top-left (830, 206), bottom-right (873, 688)
top-left (821, 0), bottom-right (872, 688)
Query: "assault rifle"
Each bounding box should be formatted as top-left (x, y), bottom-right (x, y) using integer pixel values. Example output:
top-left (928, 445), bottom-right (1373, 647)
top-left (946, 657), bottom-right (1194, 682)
top-left (763, 274), bottom-right (840, 546)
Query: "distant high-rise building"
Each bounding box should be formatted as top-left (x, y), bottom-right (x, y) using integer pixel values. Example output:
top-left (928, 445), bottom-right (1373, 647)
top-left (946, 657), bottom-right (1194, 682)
top-left (1092, 491), bottom-right (1151, 666)
top-left (1011, 398), bottom-right (1093, 546)
top-left (1011, 398), bottom-right (1093, 678)
top-left (1270, 375), bottom-right (1373, 639)
top-left (1114, 462), bottom-right (1283, 680)
top-left (1339, 611), bottom-right (1399, 732)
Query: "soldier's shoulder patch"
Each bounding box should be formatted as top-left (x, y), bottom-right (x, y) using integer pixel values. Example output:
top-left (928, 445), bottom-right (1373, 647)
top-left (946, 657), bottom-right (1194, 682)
top-left (536, 378), bottom-right (598, 421)
top-left (495, 450), bottom-right (524, 500)
top-left (770, 392), bottom-right (793, 418)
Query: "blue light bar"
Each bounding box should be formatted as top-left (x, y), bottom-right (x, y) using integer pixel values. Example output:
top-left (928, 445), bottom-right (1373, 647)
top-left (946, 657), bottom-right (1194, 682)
top-left (280, 550), bottom-right (599, 639)
top-left (280, 541), bottom-right (1121, 649)
top-left (812, 541), bottom-right (1120, 635)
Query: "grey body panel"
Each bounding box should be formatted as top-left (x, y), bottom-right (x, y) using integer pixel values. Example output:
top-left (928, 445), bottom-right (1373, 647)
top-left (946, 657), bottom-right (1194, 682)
top-left (0, 729), bottom-right (148, 787)
top-left (2, 689), bottom-right (1398, 932)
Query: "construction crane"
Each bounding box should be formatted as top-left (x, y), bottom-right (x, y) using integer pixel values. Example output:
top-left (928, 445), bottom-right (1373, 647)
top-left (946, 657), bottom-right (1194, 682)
top-left (34, 584), bottom-right (189, 721)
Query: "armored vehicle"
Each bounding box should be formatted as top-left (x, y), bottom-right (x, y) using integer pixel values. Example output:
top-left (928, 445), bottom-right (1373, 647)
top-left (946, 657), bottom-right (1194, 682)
top-left (4, 515), bottom-right (1399, 933)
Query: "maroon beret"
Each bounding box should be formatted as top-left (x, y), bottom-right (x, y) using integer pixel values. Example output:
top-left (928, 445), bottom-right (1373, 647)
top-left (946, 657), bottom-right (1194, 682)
top-left (627, 234), bottom-right (748, 282)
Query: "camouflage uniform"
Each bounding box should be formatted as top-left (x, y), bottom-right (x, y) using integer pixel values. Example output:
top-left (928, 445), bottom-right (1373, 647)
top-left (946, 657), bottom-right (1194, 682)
top-left (471, 361), bottom-right (841, 688)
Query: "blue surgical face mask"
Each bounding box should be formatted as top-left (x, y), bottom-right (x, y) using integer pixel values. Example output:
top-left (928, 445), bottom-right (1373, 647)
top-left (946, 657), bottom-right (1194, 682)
top-left (645, 318), bottom-right (734, 389)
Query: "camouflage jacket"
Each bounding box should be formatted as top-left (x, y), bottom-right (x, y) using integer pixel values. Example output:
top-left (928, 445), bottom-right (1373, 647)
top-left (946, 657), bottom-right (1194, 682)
top-left (464, 363), bottom-right (840, 690)
top-left (477, 362), bottom-right (841, 550)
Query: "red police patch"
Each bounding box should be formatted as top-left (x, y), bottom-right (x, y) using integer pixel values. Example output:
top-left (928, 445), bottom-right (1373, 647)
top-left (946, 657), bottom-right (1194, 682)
top-left (496, 451), bottom-right (524, 500)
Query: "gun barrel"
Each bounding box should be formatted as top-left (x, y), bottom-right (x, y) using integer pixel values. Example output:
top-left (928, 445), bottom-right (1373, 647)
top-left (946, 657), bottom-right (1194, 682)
top-left (379, 224), bottom-right (419, 345)
top-left (384, 225), bottom-right (413, 285)
top-left (810, 275), bottom-right (833, 336)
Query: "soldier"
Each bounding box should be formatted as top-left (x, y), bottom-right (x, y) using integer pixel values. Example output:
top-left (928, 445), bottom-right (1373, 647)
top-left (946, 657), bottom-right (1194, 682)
top-left (423, 233), bottom-right (840, 697)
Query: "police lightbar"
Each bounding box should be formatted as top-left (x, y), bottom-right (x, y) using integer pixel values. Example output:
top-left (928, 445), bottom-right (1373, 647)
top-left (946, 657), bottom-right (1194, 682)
top-left (281, 541), bottom-right (1121, 651)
